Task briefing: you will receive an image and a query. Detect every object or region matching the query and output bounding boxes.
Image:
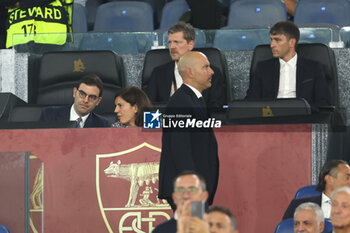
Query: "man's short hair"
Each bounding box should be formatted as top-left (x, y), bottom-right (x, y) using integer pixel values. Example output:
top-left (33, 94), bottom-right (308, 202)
top-left (168, 21), bottom-right (195, 43)
top-left (207, 205), bottom-right (237, 230)
top-left (77, 73), bottom-right (104, 97)
top-left (316, 160), bottom-right (349, 192)
top-left (294, 202), bottom-right (324, 226)
top-left (172, 170), bottom-right (207, 191)
top-left (269, 21), bottom-right (300, 44)
top-left (331, 186), bottom-right (350, 200)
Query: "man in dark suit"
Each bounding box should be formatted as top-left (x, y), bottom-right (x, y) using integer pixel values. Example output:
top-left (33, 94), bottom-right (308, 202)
top-left (40, 74), bottom-right (109, 128)
top-left (153, 171), bottom-right (209, 233)
top-left (145, 21), bottom-right (226, 110)
top-left (283, 160), bottom-right (350, 219)
top-left (246, 21), bottom-right (331, 109)
top-left (158, 51), bottom-right (219, 211)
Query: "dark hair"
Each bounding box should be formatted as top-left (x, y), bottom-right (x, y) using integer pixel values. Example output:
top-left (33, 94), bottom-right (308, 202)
top-left (207, 206), bottom-right (237, 230)
top-left (270, 21), bottom-right (300, 44)
top-left (168, 21), bottom-right (195, 43)
top-left (77, 73), bottom-right (104, 97)
top-left (114, 86), bottom-right (153, 127)
top-left (316, 160), bottom-right (349, 191)
top-left (173, 170), bottom-right (207, 191)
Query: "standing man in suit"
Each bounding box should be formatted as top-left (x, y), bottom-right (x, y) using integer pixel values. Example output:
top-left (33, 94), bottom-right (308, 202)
top-left (40, 73), bottom-right (109, 128)
top-left (158, 51), bottom-right (219, 210)
top-left (145, 21), bottom-right (226, 110)
top-left (246, 21), bottom-right (331, 109)
top-left (330, 187), bottom-right (350, 233)
top-left (283, 160), bottom-right (350, 219)
top-left (293, 202), bottom-right (325, 233)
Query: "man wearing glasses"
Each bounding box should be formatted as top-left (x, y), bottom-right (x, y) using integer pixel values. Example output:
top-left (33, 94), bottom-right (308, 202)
top-left (153, 171), bottom-right (208, 233)
top-left (40, 74), bottom-right (109, 128)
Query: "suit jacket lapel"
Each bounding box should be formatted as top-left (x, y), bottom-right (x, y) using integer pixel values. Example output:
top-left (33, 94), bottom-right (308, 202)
top-left (84, 113), bottom-right (94, 128)
top-left (182, 85), bottom-right (208, 118)
top-left (58, 106), bottom-right (71, 121)
top-left (272, 59), bottom-right (280, 97)
top-left (296, 57), bottom-right (303, 97)
top-left (165, 62), bottom-right (176, 96)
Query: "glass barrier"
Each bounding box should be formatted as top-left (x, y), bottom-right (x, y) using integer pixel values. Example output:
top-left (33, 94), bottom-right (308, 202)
top-left (299, 27), bottom-right (334, 45)
top-left (340, 27), bottom-right (350, 47)
top-left (12, 32), bottom-right (159, 55)
top-left (10, 26), bottom-right (342, 55)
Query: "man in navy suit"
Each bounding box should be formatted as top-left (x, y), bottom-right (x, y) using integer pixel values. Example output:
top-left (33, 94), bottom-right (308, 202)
top-left (40, 73), bottom-right (109, 128)
top-left (246, 21), bottom-right (331, 109)
top-left (145, 21), bottom-right (226, 110)
top-left (283, 160), bottom-right (350, 220)
top-left (158, 51), bottom-right (219, 211)
top-left (153, 171), bottom-right (209, 233)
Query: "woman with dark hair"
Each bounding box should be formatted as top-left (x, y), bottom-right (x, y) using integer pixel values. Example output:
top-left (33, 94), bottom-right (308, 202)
top-left (112, 86), bottom-right (153, 127)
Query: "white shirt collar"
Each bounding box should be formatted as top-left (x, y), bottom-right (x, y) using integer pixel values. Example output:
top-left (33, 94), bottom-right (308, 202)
top-left (279, 53), bottom-right (297, 68)
top-left (70, 104), bottom-right (90, 127)
top-left (185, 84), bottom-right (203, 99)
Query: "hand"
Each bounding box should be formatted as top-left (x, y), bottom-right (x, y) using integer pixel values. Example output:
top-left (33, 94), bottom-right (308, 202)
top-left (177, 200), bottom-right (191, 233)
top-left (188, 217), bottom-right (209, 233)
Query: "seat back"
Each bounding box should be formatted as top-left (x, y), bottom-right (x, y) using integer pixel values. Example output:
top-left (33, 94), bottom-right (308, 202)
top-left (250, 43), bottom-right (338, 106)
top-left (213, 28), bottom-right (270, 51)
top-left (294, 185), bottom-right (321, 199)
top-left (227, 0), bottom-right (287, 27)
top-left (159, 0), bottom-right (190, 30)
top-left (33, 50), bottom-right (125, 114)
top-left (86, 0), bottom-right (105, 30)
top-left (274, 218), bottom-right (332, 233)
top-left (73, 3), bottom-right (88, 33)
top-left (296, 43), bottom-right (338, 107)
top-left (8, 104), bottom-right (47, 122)
top-left (94, 1), bottom-right (154, 32)
top-left (294, 0), bottom-right (350, 28)
top-left (141, 47), bottom-right (229, 102)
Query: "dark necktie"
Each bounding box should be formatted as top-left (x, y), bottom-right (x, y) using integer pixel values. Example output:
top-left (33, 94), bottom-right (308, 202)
top-left (76, 117), bottom-right (82, 128)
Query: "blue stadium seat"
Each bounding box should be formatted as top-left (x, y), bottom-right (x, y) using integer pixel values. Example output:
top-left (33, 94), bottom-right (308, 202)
top-left (162, 28), bottom-right (207, 48)
top-left (94, 1), bottom-right (154, 32)
top-left (294, 185), bottom-right (321, 199)
top-left (213, 28), bottom-right (270, 50)
top-left (86, 0), bottom-right (105, 31)
top-left (159, 0), bottom-right (190, 30)
top-left (227, 0), bottom-right (287, 27)
top-left (274, 218), bottom-right (332, 233)
top-left (73, 3), bottom-right (88, 33)
top-left (0, 225), bottom-right (10, 233)
top-left (294, 0), bottom-right (350, 28)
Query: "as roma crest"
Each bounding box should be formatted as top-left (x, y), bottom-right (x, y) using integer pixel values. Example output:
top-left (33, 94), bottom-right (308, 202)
top-left (96, 143), bottom-right (171, 233)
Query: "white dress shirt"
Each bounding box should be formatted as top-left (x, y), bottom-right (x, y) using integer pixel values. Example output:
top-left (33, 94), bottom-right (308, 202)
top-left (70, 105), bottom-right (89, 128)
top-left (277, 54), bottom-right (297, 98)
top-left (321, 192), bottom-right (331, 218)
top-left (170, 63), bottom-right (184, 96)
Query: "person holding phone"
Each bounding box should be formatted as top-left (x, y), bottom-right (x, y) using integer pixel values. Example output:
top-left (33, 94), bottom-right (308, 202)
top-left (152, 171), bottom-right (208, 233)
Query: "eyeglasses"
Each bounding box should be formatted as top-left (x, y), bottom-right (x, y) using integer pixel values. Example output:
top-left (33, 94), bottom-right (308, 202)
top-left (174, 186), bottom-right (199, 194)
top-left (77, 89), bottom-right (99, 101)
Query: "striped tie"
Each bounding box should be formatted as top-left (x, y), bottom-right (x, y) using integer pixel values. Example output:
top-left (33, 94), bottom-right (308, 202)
top-left (76, 117), bottom-right (82, 128)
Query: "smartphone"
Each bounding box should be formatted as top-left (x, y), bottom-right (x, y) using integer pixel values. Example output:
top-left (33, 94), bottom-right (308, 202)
top-left (191, 201), bottom-right (205, 219)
